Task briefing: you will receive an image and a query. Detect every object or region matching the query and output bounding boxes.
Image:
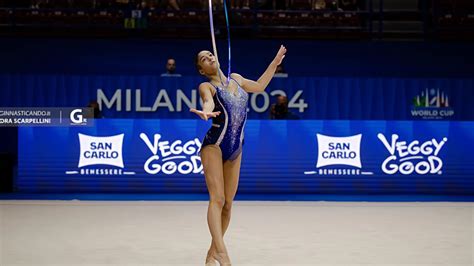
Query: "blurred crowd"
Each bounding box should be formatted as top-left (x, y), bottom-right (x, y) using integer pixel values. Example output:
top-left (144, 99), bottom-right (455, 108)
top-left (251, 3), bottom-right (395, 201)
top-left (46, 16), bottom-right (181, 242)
top-left (0, 0), bottom-right (362, 11)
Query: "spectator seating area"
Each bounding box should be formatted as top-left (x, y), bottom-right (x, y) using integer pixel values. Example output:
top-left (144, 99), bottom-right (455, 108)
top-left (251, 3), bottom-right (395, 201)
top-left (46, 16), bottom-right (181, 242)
top-left (0, 0), bottom-right (472, 40)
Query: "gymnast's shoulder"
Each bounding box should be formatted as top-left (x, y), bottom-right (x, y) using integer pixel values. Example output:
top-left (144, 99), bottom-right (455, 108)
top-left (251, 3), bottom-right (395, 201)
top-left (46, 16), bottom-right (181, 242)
top-left (230, 73), bottom-right (244, 86)
top-left (198, 82), bottom-right (216, 95)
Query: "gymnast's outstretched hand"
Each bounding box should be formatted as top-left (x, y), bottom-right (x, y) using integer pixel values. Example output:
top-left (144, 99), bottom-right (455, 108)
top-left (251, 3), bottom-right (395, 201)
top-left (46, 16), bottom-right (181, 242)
top-left (273, 45), bottom-right (287, 66)
top-left (190, 108), bottom-right (221, 121)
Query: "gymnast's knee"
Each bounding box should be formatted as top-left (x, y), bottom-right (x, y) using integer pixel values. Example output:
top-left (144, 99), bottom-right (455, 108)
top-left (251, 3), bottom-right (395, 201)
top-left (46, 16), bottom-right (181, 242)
top-left (222, 200), bottom-right (233, 215)
top-left (209, 195), bottom-right (225, 209)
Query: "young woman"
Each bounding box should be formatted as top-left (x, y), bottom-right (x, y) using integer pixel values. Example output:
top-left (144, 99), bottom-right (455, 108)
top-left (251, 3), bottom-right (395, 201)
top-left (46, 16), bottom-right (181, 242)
top-left (191, 45), bottom-right (287, 266)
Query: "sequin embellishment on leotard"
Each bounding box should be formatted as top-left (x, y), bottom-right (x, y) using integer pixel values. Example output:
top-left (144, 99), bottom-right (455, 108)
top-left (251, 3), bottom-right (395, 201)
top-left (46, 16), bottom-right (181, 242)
top-left (201, 79), bottom-right (248, 161)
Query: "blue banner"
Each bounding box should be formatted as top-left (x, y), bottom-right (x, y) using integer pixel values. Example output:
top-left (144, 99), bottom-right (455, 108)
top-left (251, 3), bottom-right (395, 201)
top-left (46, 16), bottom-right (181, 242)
top-left (2, 75), bottom-right (474, 120)
top-left (18, 119), bottom-right (474, 195)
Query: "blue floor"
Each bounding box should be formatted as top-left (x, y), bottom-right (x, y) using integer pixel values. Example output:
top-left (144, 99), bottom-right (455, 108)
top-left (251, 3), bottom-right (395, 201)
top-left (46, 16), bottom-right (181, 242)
top-left (1, 193), bottom-right (474, 201)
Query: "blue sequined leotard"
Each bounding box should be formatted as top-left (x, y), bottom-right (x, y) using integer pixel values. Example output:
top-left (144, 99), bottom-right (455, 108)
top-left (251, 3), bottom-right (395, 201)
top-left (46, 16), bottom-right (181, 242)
top-left (201, 79), bottom-right (249, 161)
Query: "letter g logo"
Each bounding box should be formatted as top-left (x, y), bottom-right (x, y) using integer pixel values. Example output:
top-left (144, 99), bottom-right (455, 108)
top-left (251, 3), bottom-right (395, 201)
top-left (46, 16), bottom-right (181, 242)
top-left (70, 109), bottom-right (85, 124)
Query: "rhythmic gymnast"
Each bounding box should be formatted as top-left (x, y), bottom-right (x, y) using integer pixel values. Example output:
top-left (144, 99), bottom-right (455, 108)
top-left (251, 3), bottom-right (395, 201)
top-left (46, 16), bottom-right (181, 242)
top-left (190, 44), bottom-right (287, 265)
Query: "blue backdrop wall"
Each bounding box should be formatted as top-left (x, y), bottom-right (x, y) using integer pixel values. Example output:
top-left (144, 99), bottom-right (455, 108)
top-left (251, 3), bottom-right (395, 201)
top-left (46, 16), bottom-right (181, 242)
top-left (2, 38), bottom-right (474, 199)
top-left (1, 38), bottom-right (473, 78)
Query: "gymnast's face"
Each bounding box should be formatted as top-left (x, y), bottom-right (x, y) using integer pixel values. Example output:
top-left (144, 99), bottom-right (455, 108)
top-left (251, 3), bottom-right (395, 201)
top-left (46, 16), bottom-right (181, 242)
top-left (196, 50), bottom-right (218, 76)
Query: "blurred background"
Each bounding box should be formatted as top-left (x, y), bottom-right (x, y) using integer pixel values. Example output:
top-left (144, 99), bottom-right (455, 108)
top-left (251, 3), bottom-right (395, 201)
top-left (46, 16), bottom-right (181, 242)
top-left (0, 0), bottom-right (473, 199)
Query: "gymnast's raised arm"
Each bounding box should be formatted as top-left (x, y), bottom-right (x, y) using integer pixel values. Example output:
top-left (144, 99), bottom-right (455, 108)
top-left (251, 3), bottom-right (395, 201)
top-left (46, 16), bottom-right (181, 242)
top-left (231, 45), bottom-right (287, 93)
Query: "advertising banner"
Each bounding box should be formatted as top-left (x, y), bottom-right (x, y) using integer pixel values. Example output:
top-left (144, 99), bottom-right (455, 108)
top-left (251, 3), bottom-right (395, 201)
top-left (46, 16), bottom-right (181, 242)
top-left (18, 119), bottom-right (474, 195)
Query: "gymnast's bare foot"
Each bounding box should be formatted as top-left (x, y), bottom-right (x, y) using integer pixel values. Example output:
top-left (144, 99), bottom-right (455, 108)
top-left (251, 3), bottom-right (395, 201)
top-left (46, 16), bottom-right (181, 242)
top-left (214, 252), bottom-right (231, 266)
top-left (205, 249), bottom-right (216, 266)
